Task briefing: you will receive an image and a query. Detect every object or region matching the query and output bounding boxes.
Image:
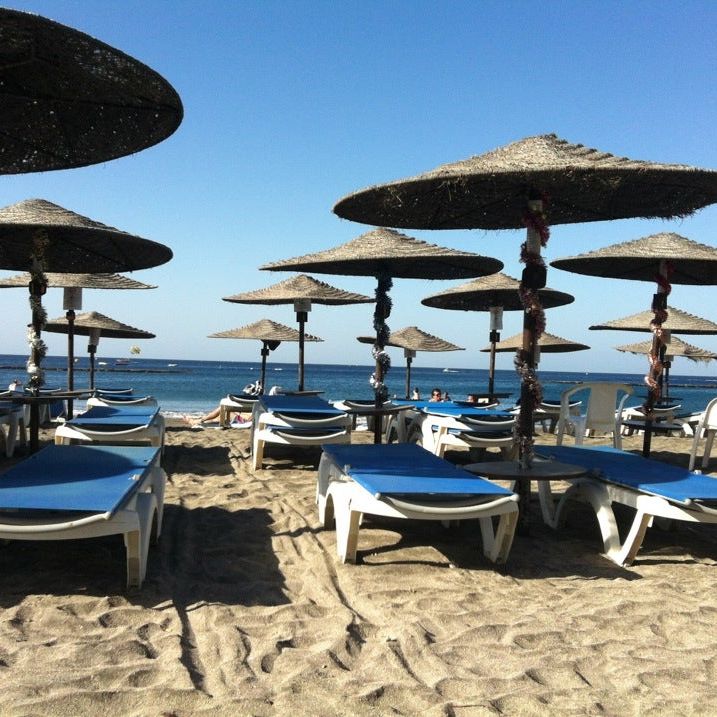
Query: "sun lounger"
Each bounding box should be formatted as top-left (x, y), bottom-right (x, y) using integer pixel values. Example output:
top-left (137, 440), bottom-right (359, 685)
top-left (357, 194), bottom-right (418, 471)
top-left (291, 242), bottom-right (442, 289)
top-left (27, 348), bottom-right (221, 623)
top-left (251, 395), bottom-right (351, 470)
top-left (55, 404), bottom-right (165, 449)
top-left (534, 444), bottom-right (717, 565)
top-left (0, 444), bottom-right (166, 588)
top-left (411, 405), bottom-right (517, 460)
top-left (318, 443), bottom-right (519, 564)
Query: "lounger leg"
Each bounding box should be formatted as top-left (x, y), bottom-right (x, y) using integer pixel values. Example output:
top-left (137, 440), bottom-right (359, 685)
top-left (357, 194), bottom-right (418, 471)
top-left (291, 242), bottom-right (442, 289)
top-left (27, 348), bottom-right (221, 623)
top-left (151, 466), bottom-right (167, 539)
top-left (124, 493), bottom-right (156, 589)
top-left (612, 510), bottom-right (652, 566)
top-left (252, 436), bottom-right (265, 471)
top-left (329, 487), bottom-right (361, 563)
top-left (479, 511), bottom-right (518, 564)
top-left (316, 454), bottom-right (334, 525)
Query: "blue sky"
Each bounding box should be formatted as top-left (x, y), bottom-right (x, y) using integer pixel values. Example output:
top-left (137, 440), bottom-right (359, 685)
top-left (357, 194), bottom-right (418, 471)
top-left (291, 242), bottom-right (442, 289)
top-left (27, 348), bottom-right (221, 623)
top-left (2, 0), bottom-right (717, 376)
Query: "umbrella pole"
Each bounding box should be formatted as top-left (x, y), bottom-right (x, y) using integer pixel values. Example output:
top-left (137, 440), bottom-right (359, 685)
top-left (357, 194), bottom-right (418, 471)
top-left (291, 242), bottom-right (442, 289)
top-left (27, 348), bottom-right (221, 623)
top-left (517, 198), bottom-right (546, 467)
top-left (88, 347), bottom-right (96, 391)
top-left (372, 275), bottom-right (392, 444)
top-left (297, 311), bottom-right (306, 392)
top-left (488, 307), bottom-right (503, 399)
top-left (66, 310), bottom-right (75, 418)
top-left (405, 353), bottom-right (412, 400)
top-left (260, 343), bottom-right (269, 392)
top-left (27, 261), bottom-right (48, 453)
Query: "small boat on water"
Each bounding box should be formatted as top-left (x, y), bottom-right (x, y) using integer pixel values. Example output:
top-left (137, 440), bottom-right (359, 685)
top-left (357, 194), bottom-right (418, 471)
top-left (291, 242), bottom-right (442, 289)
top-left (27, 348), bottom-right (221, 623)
top-left (115, 358), bottom-right (130, 366)
top-left (168, 363), bottom-right (177, 367)
top-left (98, 361), bottom-right (108, 366)
top-left (442, 368), bottom-right (458, 373)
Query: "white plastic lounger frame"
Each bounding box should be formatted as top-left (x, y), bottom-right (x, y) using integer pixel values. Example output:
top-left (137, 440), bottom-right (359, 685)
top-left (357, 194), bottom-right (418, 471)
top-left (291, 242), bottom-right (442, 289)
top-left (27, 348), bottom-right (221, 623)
top-left (0, 454), bottom-right (166, 589)
top-left (87, 395), bottom-right (158, 407)
top-left (251, 408), bottom-right (352, 470)
top-left (535, 452), bottom-right (717, 566)
top-left (416, 413), bottom-right (516, 460)
top-left (55, 415), bottom-right (165, 449)
top-left (317, 452), bottom-right (519, 564)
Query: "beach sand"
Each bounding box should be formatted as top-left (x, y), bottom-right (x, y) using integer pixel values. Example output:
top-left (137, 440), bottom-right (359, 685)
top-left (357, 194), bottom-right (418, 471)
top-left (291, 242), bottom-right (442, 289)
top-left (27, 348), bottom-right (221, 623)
top-left (0, 424), bottom-right (716, 715)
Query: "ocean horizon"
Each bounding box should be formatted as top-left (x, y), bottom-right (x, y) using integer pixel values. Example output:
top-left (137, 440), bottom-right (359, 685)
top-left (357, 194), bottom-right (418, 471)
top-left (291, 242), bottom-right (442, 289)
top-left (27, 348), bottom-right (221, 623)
top-left (2, 353), bottom-right (716, 417)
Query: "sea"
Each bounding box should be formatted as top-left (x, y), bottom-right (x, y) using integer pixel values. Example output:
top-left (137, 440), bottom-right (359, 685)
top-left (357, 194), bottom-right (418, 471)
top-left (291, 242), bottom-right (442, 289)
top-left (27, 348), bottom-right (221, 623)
top-left (2, 353), bottom-right (717, 418)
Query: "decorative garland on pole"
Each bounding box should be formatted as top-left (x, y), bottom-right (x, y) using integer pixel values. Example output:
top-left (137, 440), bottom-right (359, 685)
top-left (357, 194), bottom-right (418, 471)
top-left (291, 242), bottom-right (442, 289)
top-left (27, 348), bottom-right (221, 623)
top-left (370, 274), bottom-right (392, 402)
top-left (643, 260), bottom-right (673, 414)
top-left (27, 232), bottom-right (49, 389)
top-left (515, 196), bottom-right (550, 462)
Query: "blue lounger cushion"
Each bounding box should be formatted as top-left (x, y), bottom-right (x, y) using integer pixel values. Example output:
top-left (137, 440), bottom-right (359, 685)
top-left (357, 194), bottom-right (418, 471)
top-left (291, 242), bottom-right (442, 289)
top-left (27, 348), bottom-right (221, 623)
top-left (68, 405), bottom-right (159, 428)
top-left (260, 395), bottom-right (345, 415)
top-left (0, 445), bottom-right (160, 513)
top-left (536, 445), bottom-right (717, 506)
top-left (322, 443), bottom-right (512, 498)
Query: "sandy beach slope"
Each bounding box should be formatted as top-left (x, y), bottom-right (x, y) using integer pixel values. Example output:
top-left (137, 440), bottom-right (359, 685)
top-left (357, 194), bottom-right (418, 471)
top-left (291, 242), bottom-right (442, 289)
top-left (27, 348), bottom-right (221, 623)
top-left (0, 424), bottom-right (716, 715)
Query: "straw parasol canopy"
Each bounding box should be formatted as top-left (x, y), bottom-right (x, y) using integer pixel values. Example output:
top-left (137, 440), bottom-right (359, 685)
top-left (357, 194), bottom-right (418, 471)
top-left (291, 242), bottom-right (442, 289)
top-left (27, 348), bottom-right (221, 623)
top-left (0, 8), bottom-right (183, 175)
top-left (0, 199), bottom-right (173, 272)
top-left (551, 233), bottom-right (717, 284)
top-left (615, 337), bottom-right (717, 361)
top-left (210, 319), bottom-right (322, 391)
top-left (333, 133), bottom-right (717, 470)
top-left (44, 311), bottom-right (155, 391)
top-left (0, 272), bottom-right (157, 290)
top-left (261, 228), bottom-right (502, 279)
top-left (422, 272), bottom-right (573, 311)
top-left (590, 306), bottom-right (717, 335)
top-left (223, 274), bottom-right (372, 391)
top-left (333, 134), bottom-right (717, 229)
top-left (45, 311), bottom-right (156, 340)
top-left (358, 326), bottom-right (464, 353)
top-left (357, 326), bottom-right (464, 398)
top-left (261, 228), bottom-right (502, 441)
top-left (481, 332), bottom-right (590, 354)
top-left (422, 272), bottom-right (574, 396)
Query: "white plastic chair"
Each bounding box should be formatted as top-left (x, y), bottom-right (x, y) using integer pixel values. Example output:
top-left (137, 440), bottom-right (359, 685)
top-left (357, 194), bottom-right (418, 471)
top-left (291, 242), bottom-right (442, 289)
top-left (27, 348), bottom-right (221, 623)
top-left (556, 382), bottom-right (633, 449)
top-left (688, 397), bottom-right (717, 471)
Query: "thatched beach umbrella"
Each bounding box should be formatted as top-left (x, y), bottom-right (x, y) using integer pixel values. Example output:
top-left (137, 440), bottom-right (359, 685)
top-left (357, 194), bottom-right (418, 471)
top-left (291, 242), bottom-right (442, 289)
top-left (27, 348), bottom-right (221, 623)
top-left (481, 332), bottom-right (590, 355)
top-left (261, 227), bottom-right (502, 442)
top-left (422, 272), bottom-right (574, 397)
top-left (616, 337), bottom-right (717, 405)
top-left (0, 199), bottom-right (171, 450)
top-left (209, 319), bottom-right (322, 391)
top-left (0, 8), bottom-right (183, 174)
top-left (590, 305), bottom-right (717, 335)
top-left (223, 274), bottom-right (372, 391)
top-left (553, 233), bottom-right (717, 409)
top-left (591, 305), bottom-right (717, 403)
top-left (357, 326), bottom-right (464, 399)
top-left (554, 233), bottom-right (717, 456)
top-left (0, 271), bottom-right (155, 413)
top-left (333, 133), bottom-right (717, 469)
top-left (44, 311), bottom-right (155, 391)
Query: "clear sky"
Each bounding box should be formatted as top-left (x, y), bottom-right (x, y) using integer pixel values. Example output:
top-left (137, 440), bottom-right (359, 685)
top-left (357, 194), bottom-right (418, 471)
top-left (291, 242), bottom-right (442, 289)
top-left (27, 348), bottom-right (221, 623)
top-left (2, 0), bottom-right (717, 377)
